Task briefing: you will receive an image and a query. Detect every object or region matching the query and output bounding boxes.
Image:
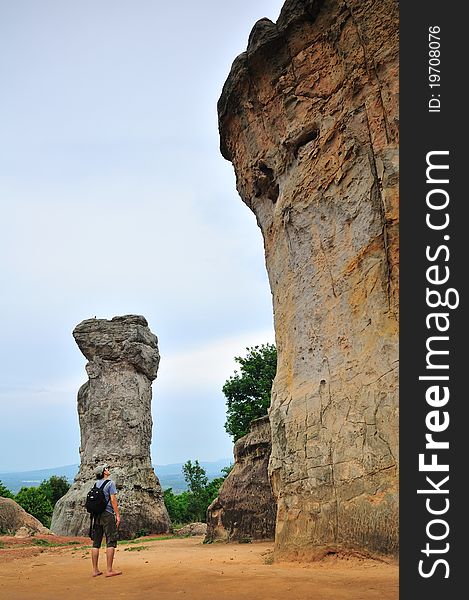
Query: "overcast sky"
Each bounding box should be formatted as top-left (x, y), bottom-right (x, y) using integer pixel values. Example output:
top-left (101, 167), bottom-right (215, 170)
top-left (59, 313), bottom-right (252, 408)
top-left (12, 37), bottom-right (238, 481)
top-left (0, 0), bottom-right (284, 473)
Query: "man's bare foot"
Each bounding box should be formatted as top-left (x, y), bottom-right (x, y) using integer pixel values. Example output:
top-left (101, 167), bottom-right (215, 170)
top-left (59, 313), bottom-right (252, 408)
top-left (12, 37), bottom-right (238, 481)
top-left (92, 571), bottom-right (103, 577)
top-left (105, 570), bottom-right (122, 577)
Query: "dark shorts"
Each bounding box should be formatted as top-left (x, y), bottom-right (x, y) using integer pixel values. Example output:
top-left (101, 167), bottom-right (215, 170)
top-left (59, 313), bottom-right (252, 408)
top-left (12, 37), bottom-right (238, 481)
top-left (92, 511), bottom-right (118, 548)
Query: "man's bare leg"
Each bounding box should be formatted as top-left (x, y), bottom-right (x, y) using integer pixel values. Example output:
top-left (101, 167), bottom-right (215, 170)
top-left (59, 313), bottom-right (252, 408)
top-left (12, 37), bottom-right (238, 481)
top-left (105, 547), bottom-right (122, 577)
top-left (91, 548), bottom-right (102, 576)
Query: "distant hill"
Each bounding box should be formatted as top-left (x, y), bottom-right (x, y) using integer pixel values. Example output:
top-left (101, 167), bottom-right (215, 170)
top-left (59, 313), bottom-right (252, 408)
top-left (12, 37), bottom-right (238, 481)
top-left (0, 459), bottom-right (232, 495)
top-left (0, 465), bottom-right (79, 494)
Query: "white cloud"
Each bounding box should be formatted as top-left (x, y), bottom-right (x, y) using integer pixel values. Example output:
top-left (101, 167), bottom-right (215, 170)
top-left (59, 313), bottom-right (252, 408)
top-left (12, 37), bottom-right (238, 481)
top-left (156, 329), bottom-right (275, 394)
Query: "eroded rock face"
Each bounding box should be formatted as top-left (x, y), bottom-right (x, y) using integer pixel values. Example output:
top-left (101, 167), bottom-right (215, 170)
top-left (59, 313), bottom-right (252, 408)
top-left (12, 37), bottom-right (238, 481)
top-left (206, 416), bottom-right (276, 542)
top-left (0, 497), bottom-right (52, 536)
top-left (51, 315), bottom-right (171, 539)
top-left (219, 0), bottom-right (398, 557)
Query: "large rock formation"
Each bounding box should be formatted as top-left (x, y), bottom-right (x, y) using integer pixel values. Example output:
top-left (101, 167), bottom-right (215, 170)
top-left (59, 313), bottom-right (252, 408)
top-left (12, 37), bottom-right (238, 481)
top-left (219, 0), bottom-right (398, 558)
top-left (0, 497), bottom-right (52, 536)
top-left (51, 315), bottom-right (171, 539)
top-left (206, 416), bottom-right (276, 542)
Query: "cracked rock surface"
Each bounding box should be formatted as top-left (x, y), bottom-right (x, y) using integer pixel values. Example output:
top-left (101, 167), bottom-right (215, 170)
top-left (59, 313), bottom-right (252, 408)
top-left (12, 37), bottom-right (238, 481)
top-left (51, 315), bottom-right (171, 539)
top-left (219, 0), bottom-right (398, 557)
top-left (0, 498), bottom-right (52, 536)
top-left (205, 416), bottom-right (276, 543)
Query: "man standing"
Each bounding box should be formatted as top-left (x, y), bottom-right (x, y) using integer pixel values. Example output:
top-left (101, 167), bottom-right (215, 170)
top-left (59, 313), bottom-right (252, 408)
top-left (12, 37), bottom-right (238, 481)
top-left (91, 465), bottom-right (122, 577)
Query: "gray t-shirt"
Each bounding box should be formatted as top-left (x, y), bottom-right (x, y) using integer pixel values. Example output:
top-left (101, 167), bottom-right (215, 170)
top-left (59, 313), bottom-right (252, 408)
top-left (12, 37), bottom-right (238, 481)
top-left (95, 478), bottom-right (117, 514)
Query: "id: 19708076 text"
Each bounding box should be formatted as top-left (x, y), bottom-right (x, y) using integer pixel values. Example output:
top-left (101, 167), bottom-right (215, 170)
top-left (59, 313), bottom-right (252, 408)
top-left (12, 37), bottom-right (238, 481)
top-left (428, 26), bottom-right (441, 113)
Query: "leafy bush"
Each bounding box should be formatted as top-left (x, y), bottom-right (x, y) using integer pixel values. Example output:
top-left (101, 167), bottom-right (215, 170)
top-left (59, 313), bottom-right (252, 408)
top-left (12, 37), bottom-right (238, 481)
top-left (223, 344), bottom-right (277, 441)
top-left (163, 460), bottom-right (229, 525)
top-left (0, 480), bottom-right (15, 499)
top-left (38, 475), bottom-right (70, 506)
top-left (164, 489), bottom-right (192, 525)
top-left (15, 487), bottom-right (53, 528)
top-left (11, 475), bottom-right (70, 529)
top-left (136, 528), bottom-right (150, 538)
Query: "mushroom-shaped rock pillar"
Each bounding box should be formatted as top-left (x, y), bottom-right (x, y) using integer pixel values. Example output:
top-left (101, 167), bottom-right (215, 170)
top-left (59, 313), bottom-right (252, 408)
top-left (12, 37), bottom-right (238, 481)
top-left (51, 315), bottom-right (171, 539)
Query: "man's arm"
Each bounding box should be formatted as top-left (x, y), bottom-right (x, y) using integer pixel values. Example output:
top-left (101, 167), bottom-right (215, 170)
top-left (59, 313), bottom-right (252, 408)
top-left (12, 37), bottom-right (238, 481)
top-left (110, 494), bottom-right (120, 527)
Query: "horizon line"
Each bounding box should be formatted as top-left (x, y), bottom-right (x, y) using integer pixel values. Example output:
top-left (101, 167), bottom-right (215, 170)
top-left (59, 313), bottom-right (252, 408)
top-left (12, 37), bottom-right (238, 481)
top-left (0, 457), bottom-right (233, 476)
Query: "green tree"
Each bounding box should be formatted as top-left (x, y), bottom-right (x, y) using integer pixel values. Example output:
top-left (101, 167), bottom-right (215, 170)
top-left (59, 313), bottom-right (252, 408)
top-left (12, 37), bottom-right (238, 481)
top-left (223, 344), bottom-right (277, 441)
top-left (204, 464), bottom-right (233, 501)
top-left (220, 464), bottom-right (233, 478)
top-left (38, 475), bottom-right (70, 506)
top-left (183, 460), bottom-right (208, 495)
top-left (183, 460), bottom-right (209, 522)
top-left (163, 488), bottom-right (191, 525)
top-left (204, 477), bottom-right (224, 502)
top-left (15, 487), bottom-right (53, 528)
top-left (0, 480), bottom-right (15, 499)
top-left (163, 462), bottom-right (230, 525)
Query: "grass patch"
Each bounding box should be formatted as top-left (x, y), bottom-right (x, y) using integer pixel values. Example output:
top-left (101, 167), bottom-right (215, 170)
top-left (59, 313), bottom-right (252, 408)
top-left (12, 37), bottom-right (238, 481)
top-left (33, 539), bottom-right (57, 547)
top-left (33, 539), bottom-right (83, 548)
top-left (0, 541), bottom-right (4, 549)
top-left (118, 536), bottom-right (173, 545)
top-left (124, 545), bottom-right (148, 552)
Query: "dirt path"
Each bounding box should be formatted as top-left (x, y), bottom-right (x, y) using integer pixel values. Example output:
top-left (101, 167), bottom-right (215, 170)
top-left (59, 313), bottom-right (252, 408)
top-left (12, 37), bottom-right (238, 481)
top-left (0, 535), bottom-right (398, 599)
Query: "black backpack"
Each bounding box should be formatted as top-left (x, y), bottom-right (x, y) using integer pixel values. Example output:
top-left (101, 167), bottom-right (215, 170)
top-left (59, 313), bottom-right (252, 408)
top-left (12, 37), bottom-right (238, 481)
top-left (85, 479), bottom-right (111, 537)
top-left (85, 479), bottom-right (111, 515)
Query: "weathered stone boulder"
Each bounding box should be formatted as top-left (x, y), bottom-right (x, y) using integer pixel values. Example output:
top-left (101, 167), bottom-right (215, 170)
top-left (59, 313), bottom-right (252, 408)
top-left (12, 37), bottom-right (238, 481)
top-left (219, 0), bottom-right (398, 558)
top-left (51, 315), bottom-right (171, 539)
top-left (206, 416), bottom-right (276, 542)
top-left (0, 497), bottom-right (52, 536)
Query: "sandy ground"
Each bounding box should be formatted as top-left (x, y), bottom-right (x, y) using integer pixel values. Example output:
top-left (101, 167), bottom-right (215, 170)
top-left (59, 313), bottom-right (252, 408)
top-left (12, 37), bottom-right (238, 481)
top-left (0, 535), bottom-right (398, 600)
